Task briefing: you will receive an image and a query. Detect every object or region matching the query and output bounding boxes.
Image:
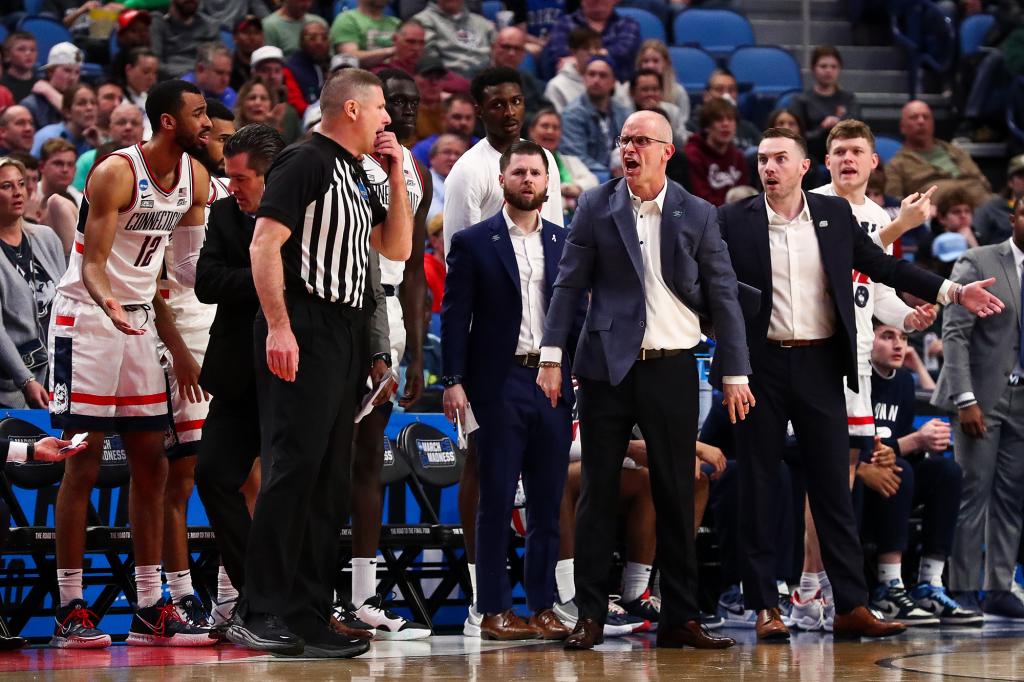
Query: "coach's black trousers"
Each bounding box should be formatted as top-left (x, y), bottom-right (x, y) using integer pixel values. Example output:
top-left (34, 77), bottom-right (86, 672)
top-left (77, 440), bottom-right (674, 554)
top-left (735, 341), bottom-right (868, 614)
top-left (245, 294), bottom-right (362, 639)
top-left (195, 389), bottom-right (261, 590)
top-left (575, 351), bottom-right (700, 628)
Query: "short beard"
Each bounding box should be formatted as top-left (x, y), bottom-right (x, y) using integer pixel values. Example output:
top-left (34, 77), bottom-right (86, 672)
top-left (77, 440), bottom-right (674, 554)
top-left (173, 128), bottom-right (206, 157)
top-left (504, 188), bottom-right (547, 212)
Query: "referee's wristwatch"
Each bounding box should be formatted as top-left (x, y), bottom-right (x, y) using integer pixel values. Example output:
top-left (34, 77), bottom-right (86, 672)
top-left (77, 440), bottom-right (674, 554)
top-left (371, 352), bottom-right (393, 368)
top-left (441, 375), bottom-right (462, 388)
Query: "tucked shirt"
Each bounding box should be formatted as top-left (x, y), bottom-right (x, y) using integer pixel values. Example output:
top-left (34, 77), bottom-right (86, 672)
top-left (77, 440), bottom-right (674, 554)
top-left (503, 207), bottom-right (547, 355)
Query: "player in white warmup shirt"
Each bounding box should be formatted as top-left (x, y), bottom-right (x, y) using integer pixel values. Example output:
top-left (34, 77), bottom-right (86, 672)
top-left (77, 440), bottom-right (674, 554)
top-left (790, 119), bottom-right (939, 632)
top-left (47, 80), bottom-right (215, 649)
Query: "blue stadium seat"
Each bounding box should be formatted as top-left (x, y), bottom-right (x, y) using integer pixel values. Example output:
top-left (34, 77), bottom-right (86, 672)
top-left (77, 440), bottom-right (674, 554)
top-left (220, 27), bottom-right (235, 52)
top-left (0, 24), bottom-right (7, 44)
top-left (616, 7), bottom-right (665, 43)
top-left (672, 8), bottom-right (754, 54)
top-left (874, 134), bottom-right (902, 164)
top-left (23, 0), bottom-right (44, 16)
top-left (727, 45), bottom-right (802, 96)
top-left (774, 88), bottom-right (801, 110)
top-left (17, 16), bottom-right (72, 66)
top-left (890, 0), bottom-right (955, 97)
top-left (520, 51), bottom-right (538, 79)
top-left (482, 0), bottom-right (503, 22)
top-left (959, 13), bottom-right (995, 57)
top-left (668, 46), bottom-right (716, 94)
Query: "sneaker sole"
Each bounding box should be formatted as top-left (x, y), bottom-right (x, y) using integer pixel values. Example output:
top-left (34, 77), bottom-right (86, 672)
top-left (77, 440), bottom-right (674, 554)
top-left (982, 612), bottom-right (1024, 622)
top-left (302, 641), bottom-right (371, 658)
top-left (463, 619), bottom-right (481, 637)
top-left (126, 632), bottom-right (218, 647)
top-left (939, 615), bottom-right (985, 626)
top-left (226, 625), bottom-right (305, 655)
top-left (602, 623), bottom-right (635, 638)
top-left (49, 634), bottom-right (111, 649)
top-left (791, 615), bottom-right (824, 631)
top-left (373, 627), bottom-right (432, 641)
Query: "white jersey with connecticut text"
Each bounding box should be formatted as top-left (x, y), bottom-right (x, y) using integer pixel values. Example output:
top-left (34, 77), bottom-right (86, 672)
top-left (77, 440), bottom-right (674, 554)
top-left (361, 147), bottom-right (424, 287)
top-left (59, 144), bottom-right (194, 306)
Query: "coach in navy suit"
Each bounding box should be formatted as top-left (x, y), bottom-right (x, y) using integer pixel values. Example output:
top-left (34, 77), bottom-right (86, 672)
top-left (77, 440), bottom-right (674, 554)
top-left (538, 111), bottom-right (755, 650)
top-left (441, 141), bottom-right (580, 641)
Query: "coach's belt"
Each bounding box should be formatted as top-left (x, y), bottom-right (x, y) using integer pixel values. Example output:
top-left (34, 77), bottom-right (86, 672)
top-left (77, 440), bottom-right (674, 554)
top-left (382, 284), bottom-right (397, 297)
top-left (637, 348), bottom-right (684, 361)
top-left (767, 338), bottom-right (830, 348)
top-left (514, 353), bottom-right (541, 368)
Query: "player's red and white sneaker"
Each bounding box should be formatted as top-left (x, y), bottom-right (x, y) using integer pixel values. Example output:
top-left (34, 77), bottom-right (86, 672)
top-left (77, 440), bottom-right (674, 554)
top-left (355, 595), bottom-right (431, 640)
top-left (126, 599), bottom-right (218, 646)
top-left (50, 599), bottom-right (111, 649)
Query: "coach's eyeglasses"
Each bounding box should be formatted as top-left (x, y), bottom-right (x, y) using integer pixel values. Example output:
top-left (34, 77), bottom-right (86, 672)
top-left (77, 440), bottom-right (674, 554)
top-left (615, 135), bottom-right (672, 148)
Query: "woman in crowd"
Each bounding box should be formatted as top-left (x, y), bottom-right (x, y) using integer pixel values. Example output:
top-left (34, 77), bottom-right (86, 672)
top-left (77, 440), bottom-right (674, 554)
top-left (528, 107), bottom-right (599, 219)
top-left (235, 77), bottom-right (301, 144)
top-left (764, 107), bottom-right (828, 190)
top-left (0, 157), bottom-right (66, 409)
top-left (632, 39), bottom-right (690, 124)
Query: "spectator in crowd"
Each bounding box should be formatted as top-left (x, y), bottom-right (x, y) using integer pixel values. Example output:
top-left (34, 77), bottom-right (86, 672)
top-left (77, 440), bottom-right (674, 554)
top-left (235, 77), bottom-right (301, 145)
top-left (413, 0), bottom-right (495, 78)
top-left (332, 0), bottom-right (401, 68)
top-left (108, 9), bottom-right (153, 88)
top-left (541, 0), bottom-right (640, 82)
top-left (0, 63), bottom-right (14, 112)
top-left (373, 19), bottom-right (425, 76)
top-left (119, 47), bottom-right (159, 139)
top-left (424, 213), bottom-right (445, 312)
top-left (412, 58), bottom-right (448, 141)
top-left (231, 15), bottom-right (266, 91)
top-left (936, 188), bottom-right (981, 249)
top-left (544, 26), bottom-right (603, 113)
top-left (287, 21), bottom-right (332, 106)
top-left (412, 93), bottom-right (477, 165)
top-left (933, 197), bottom-right (1024, 620)
top-left (528, 107), bottom-right (598, 217)
top-left (94, 82), bottom-right (126, 142)
top-left (1, 33), bottom-right (38, 104)
top-left (185, 43), bottom-right (238, 109)
top-left (918, 189), bottom-right (981, 272)
top-left (471, 27), bottom-right (551, 120)
top-left (886, 100), bottom-right (992, 206)
top-left (560, 56), bottom-right (630, 176)
top-left (0, 156), bottom-right (66, 409)
top-left (507, 0), bottom-right (566, 56)
top-left (975, 154), bottom-right (1024, 246)
top-left (8, 152), bottom-right (44, 224)
top-left (74, 102), bottom-right (145, 193)
top-left (684, 98), bottom-right (747, 207)
top-left (251, 45), bottom-right (309, 117)
top-left (630, 39), bottom-right (689, 127)
top-left (426, 132), bottom-right (468, 220)
top-left (866, 320), bottom-right (981, 625)
top-left (38, 138), bottom-right (80, 208)
top-left (31, 84), bottom-right (99, 158)
top-left (20, 43), bottom-right (82, 130)
top-left (201, 0), bottom-right (268, 32)
top-left (261, 0), bottom-right (329, 58)
top-left (627, 69), bottom-right (687, 143)
top-left (689, 69), bottom-right (761, 150)
top-left (791, 46), bottom-right (861, 159)
top-left (0, 106), bottom-right (35, 156)
top-left (763, 107), bottom-right (828, 191)
top-left (151, 0), bottom-right (220, 80)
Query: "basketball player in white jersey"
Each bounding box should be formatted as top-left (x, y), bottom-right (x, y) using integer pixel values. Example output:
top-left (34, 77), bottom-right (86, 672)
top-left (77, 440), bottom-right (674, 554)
top-left (789, 119), bottom-right (938, 631)
top-left (155, 98), bottom-right (235, 631)
top-left (344, 69), bottom-right (433, 639)
top-left (47, 80), bottom-right (215, 648)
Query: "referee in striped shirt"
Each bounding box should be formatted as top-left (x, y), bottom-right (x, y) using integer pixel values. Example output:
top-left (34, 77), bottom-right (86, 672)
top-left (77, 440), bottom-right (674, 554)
top-left (227, 69), bottom-right (413, 659)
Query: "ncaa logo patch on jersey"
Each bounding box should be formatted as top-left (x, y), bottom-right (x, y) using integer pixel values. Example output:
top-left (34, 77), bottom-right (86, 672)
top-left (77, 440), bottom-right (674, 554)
top-left (139, 178), bottom-right (149, 192)
top-left (357, 179), bottom-right (370, 203)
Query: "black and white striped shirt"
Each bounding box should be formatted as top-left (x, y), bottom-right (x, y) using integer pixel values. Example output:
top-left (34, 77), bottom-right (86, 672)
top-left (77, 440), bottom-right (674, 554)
top-left (257, 133), bottom-right (386, 307)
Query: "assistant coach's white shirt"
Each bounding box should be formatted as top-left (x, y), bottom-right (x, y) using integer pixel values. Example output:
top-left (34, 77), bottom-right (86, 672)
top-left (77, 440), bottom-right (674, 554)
top-left (442, 137), bottom-right (563, 255)
top-left (503, 207), bottom-right (546, 354)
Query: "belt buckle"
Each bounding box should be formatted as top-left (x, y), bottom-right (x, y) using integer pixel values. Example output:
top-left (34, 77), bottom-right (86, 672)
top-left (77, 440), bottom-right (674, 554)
top-left (640, 348), bottom-right (647, 361)
top-left (778, 339), bottom-right (794, 348)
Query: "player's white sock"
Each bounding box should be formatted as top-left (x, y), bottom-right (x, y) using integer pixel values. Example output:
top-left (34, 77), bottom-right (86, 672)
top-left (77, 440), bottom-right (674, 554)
top-left (816, 571), bottom-right (833, 603)
top-left (622, 562), bottom-right (652, 602)
top-left (351, 557), bottom-right (377, 607)
top-left (57, 569), bottom-right (83, 607)
top-left (798, 571), bottom-right (820, 601)
top-left (136, 565), bottom-right (163, 608)
top-left (878, 562), bottom-right (903, 588)
top-left (555, 559), bottom-right (575, 603)
top-left (167, 569), bottom-right (194, 603)
top-left (216, 565), bottom-right (238, 603)
top-left (918, 557), bottom-right (945, 588)
top-left (467, 562), bottom-right (478, 607)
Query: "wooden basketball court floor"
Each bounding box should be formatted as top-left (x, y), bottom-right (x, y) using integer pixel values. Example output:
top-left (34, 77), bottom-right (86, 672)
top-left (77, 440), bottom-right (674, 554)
top-left (4, 623), bottom-right (1024, 681)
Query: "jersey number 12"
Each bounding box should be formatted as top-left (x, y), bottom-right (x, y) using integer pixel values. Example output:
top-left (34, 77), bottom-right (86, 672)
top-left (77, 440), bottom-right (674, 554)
top-left (134, 235), bottom-right (163, 267)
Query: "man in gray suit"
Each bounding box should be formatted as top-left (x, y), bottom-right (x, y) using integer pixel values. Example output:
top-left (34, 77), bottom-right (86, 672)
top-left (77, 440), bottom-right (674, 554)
top-left (934, 196), bottom-right (1024, 619)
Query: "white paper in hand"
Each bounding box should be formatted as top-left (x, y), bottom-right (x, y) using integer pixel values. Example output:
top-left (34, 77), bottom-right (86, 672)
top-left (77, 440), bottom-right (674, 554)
top-left (355, 371), bottom-right (398, 423)
top-left (456, 404), bottom-right (480, 448)
top-left (58, 432), bottom-right (88, 455)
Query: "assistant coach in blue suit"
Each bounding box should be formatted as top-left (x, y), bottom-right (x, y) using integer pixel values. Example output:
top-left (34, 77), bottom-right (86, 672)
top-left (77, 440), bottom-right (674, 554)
top-left (442, 141), bottom-right (581, 641)
top-left (537, 111), bottom-right (756, 650)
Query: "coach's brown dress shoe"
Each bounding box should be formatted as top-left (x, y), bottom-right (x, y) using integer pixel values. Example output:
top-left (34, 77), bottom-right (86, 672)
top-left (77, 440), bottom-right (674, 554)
top-left (657, 621), bottom-right (736, 649)
top-left (480, 610), bottom-right (542, 640)
top-left (528, 608), bottom-right (571, 640)
top-left (833, 606), bottom-right (907, 638)
top-left (755, 608), bottom-right (790, 641)
top-left (329, 615), bottom-right (374, 641)
top-left (564, 618), bottom-right (604, 649)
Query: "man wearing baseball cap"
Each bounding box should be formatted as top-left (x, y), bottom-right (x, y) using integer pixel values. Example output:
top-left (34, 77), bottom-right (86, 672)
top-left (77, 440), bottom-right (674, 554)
top-left (231, 15), bottom-right (265, 90)
top-left (250, 45), bottom-right (305, 133)
top-left (19, 43), bottom-right (82, 129)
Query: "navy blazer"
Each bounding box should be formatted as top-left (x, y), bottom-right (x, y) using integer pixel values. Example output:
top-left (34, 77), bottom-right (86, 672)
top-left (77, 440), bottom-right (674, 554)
top-left (542, 177), bottom-right (752, 386)
top-left (716, 192), bottom-right (946, 391)
top-left (441, 211), bottom-right (579, 411)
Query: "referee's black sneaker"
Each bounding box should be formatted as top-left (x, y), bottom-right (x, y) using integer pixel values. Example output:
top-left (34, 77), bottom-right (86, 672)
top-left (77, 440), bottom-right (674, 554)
top-left (226, 608), bottom-right (305, 656)
top-left (302, 625), bottom-right (372, 659)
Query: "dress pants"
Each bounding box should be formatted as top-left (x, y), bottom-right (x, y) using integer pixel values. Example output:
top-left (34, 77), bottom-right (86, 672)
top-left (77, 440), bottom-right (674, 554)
top-left (244, 294), bottom-right (362, 638)
top-left (195, 389), bottom-right (261, 590)
top-left (735, 342), bottom-right (868, 613)
top-left (575, 351), bottom-right (700, 628)
top-left (475, 365), bottom-right (571, 614)
top-left (949, 383), bottom-right (1024, 591)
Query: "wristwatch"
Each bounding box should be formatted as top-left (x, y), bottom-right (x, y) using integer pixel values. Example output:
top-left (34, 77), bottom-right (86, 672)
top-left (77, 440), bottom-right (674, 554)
top-left (371, 352), bottom-right (393, 368)
top-left (441, 375), bottom-right (462, 387)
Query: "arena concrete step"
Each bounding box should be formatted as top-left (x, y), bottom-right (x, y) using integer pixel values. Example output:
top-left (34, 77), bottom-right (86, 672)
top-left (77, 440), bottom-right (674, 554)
top-left (737, 0), bottom-right (847, 20)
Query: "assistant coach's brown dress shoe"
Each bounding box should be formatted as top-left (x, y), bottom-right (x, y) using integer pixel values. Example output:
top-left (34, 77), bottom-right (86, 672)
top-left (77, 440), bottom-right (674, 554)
top-left (564, 618), bottom-right (604, 649)
top-left (755, 608), bottom-right (790, 641)
top-left (657, 621), bottom-right (736, 649)
top-left (529, 608), bottom-right (571, 640)
top-left (480, 610), bottom-right (542, 640)
top-left (833, 606), bottom-right (907, 639)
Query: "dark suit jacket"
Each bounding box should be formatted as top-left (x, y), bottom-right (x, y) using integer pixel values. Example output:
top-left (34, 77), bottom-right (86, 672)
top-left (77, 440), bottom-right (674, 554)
top-left (194, 197), bottom-right (260, 400)
top-left (716, 192), bottom-right (946, 390)
top-left (441, 211), bottom-right (580, 413)
top-left (542, 177), bottom-right (752, 386)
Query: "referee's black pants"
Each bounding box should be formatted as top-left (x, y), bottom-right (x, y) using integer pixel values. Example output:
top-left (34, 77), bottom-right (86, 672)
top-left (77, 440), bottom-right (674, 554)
top-left (245, 294), bottom-right (362, 638)
top-left (195, 388), bottom-right (260, 591)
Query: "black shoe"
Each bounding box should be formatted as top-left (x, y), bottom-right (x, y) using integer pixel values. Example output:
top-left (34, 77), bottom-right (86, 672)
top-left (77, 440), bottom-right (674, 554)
top-left (302, 625), bottom-right (372, 659)
top-left (50, 599), bottom-right (111, 649)
top-left (127, 598), bottom-right (218, 647)
top-left (175, 595), bottom-right (215, 629)
top-left (227, 612), bottom-right (305, 655)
